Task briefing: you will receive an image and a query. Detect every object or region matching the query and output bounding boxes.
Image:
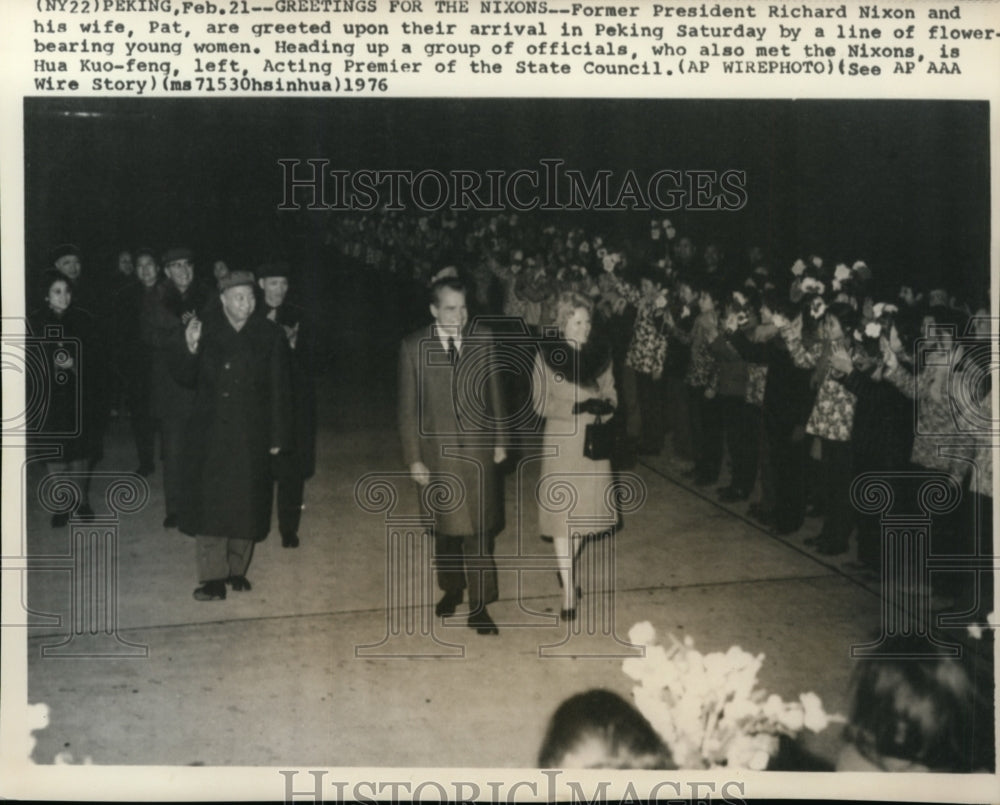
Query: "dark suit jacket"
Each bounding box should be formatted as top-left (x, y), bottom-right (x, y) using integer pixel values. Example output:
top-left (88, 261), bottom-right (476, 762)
top-left (398, 322), bottom-right (507, 538)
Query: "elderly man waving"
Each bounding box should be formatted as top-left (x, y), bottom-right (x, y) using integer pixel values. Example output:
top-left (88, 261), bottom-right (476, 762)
top-left (171, 270), bottom-right (293, 601)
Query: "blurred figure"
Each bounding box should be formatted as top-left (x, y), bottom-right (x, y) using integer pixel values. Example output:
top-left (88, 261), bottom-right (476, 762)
top-left (837, 638), bottom-right (989, 772)
top-left (147, 246), bottom-right (212, 528)
top-left (29, 271), bottom-right (106, 525)
top-left (256, 261), bottom-right (316, 548)
top-left (114, 247), bottom-right (161, 476)
top-left (538, 689), bottom-right (674, 769)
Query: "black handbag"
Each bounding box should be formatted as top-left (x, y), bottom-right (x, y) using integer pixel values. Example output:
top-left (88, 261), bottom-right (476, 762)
top-left (583, 414), bottom-right (615, 461)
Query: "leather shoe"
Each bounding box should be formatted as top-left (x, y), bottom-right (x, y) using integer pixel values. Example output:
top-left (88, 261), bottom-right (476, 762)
top-left (193, 580), bottom-right (227, 601)
top-left (226, 575), bottom-right (252, 591)
top-left (560, 607), bottom-right (577, 622)
top-left (435, 590), bottom-right (463, 617)
top-left (163, 514), bottom-right (178, 529)
top-left (281, 533), bottom-right (300, 548)
top-left (468, 609), bottom-right (499, 635)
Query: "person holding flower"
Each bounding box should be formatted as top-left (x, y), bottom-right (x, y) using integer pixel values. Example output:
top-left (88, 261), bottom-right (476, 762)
top-left (532, 292), bottom-right (618, 620)
top-left (777, 300), bottom-right (860, 555)
top-left (726, 288), bottom-right (816, 535)
top-left (607, 264), bottom-right (670, 456)
top-left (683, 283), bottom-right (724, 486)
top-left (828, 312), bottom-right (916, 572)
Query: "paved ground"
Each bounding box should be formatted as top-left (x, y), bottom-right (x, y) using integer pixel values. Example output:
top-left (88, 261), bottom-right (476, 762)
top-left (10, 366), bottom-right (994, 800)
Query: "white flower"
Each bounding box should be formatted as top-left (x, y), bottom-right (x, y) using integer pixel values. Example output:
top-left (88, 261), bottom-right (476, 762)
top-left (509, 213), bottom-right (519, 225)
top-left (834, 263), bottom-right (852, 282)
top-left (810, 298), bottom-right (827, 319)
top-left (799, 692), bottom-right (829, 732)
top-left (744, 277), bottom-right (757, 289)
top-left (654, 293), bottom-right (668, 310)
top-left (968, 623), bottom-right (984, 639)
top-left (596, 247), bottom-right (608, 259)
top-left (779, 704), bottom-right (805, 732)
top-left (681, 305), bottom-right (691, 319)
top-left (665, 225), bottom-right (677, 240)
top-left (853, 330), bottom-right (864, 342)
top-left (872, 302), bottom-right (898, 318)
top-left (651, 228), bottom-right (661, 240)
top-left (801, 277), bottom-right (825, 295)
top-left (593, 236), bottom-right (604, 248)
top-left (628, 621), bottom-right (657, 646)
top-left (662, 218), bottom-right (672, 229)
top-left (864, 322), bottom-right (882, 339)
top-left (852, 260), bottom-right (868, 273)
top-left (811, 255), bottom-right (823, 269)
top-left (602, 254), bottom-right (617, 273)
top-left (656, 258), bottom-right (667, 269)
top-left (790, 259), bottom-right (806, 277)
top-left (579, 241), bottom-right (590, 254)
top-left (732, 291), bottom-right (747, 307)
top-left (832, 279), bottom-right (842, 292)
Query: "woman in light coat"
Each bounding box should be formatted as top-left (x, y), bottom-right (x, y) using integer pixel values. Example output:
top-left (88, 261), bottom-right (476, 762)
top-left (532, 292), bottom-right (617, 619)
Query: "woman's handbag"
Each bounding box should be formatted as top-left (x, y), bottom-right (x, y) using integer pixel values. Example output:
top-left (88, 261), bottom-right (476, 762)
top-left (583, 414), bottom-right (615, 461)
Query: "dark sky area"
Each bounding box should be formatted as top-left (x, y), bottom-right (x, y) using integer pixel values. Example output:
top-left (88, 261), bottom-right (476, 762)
top-left (24, 97), bottom-right (991, 301)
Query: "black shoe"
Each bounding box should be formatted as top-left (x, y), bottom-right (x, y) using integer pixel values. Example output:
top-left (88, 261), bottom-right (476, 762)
top-left (193, 580), bottom-right (227, 601)
top-left (51, 512), bottom-right (69, 528)
top-left (226, 575), bottom-right (252, 591)
top-left (281, 533), bottom-right (300, 548)
top-left (435, 590), bottom-right (463, 617)
top-left (539, 534), bottom-right (554, 543)
top-left (136, 464), bottom-right (154, 477)
top-left (560, 607), bottom-right (577, 621)
top-left (468, 609), bottom-right (499, 635)
top-left (163, 514), bottom-right (178, 529)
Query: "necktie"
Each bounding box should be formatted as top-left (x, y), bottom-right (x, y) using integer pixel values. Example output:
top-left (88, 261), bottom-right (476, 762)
top-left (448, 336), bottom-right (458, 365)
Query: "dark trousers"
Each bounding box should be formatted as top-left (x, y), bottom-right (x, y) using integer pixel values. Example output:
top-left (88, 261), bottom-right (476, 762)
top-left (124, 376), bottom-right (155, 470)
top-left (435, 531), bottom-right (498, 613)
top-left (720, 396), bottom-right (759, 494)
top-left (269, 452), bottom-right (305, 539)
top-left (161, 413), bottom-right (187, 517)
top-left (692, 389), bottom-right (724, 483)
top-left (635, 371), bottom-right (666, 450)
top-left (665, 373), bottom-right (693, 460)
top-left (818, 438), bottom-right (854, 550)
top-left (769, 420), bottom-right (808, 533)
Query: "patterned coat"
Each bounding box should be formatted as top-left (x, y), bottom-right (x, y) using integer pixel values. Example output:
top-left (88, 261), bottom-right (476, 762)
top-left (783, 330), bottom-right (857, 442)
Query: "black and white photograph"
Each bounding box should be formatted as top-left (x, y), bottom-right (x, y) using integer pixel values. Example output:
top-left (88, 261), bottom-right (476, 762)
top-left (6, 94), bottom-right (995, 798)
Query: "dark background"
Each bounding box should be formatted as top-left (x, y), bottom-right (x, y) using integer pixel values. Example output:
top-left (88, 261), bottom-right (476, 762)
top-left (23, 97), bottom-right (992, 358)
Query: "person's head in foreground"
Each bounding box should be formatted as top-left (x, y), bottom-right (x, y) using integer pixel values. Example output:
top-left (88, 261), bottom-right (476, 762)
top-left (538, 689), bottom-right (674, 769)
top-left (838, 637), bottom-right (986, 772)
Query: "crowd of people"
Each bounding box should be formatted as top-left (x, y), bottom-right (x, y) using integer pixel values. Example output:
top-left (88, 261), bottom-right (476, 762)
top-left (29, 244), bottom-right (316, 600)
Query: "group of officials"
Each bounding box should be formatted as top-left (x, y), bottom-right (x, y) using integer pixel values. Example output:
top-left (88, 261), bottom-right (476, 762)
top-left (30, 245), bottom-right (316, 601)
top-left (33, 244), bottom-right (611, 621)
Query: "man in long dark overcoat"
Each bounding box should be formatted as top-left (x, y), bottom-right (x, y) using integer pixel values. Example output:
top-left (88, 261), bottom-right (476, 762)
top-left (146, 246), bottom-right (212, 528)
top-left (398, 277), bottom-right (507, 635)
top-left (171, 270), bottom-right (293, 601)
top-left (256, 261), bottom-right (316, 548)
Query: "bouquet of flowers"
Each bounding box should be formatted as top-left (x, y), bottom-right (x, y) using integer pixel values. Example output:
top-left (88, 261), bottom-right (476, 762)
top-left (622, 622), bottom-right (842, 769)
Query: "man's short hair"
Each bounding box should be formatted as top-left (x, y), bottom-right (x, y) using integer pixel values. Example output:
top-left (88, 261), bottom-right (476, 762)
top-left (429, 277), bottom-right (466, 306)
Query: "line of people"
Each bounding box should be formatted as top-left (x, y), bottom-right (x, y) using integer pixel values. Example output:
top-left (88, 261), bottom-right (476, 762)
top-left (29, 244), bottom-right (316, 600)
